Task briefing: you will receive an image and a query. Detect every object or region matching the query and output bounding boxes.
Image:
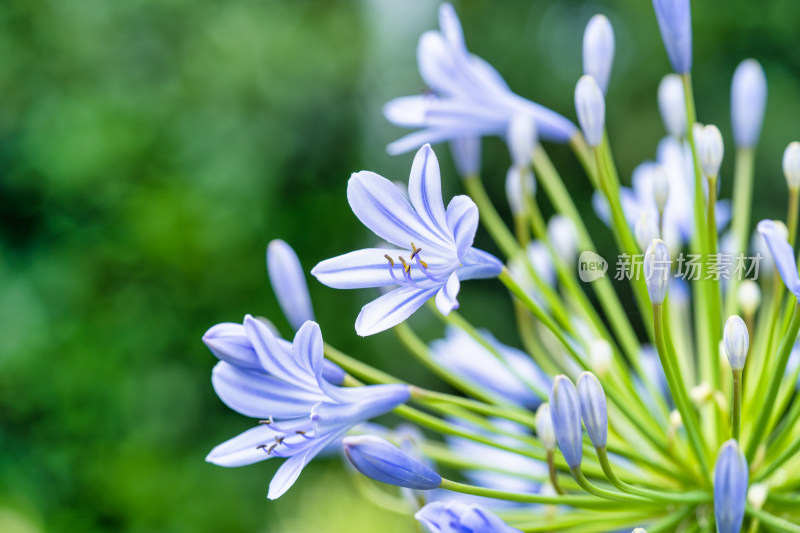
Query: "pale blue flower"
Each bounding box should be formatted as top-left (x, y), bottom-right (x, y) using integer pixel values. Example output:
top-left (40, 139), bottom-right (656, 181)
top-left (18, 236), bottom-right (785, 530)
top-left (343, 435), bottom-right (442, 490)
top-left (416, 500), bottom-right (523, 533)
top-left (713, 440), bottom-right (748, 533)
top-left (731, 59), bottom-right (767, 149)
top-left (312, 144), bottom-right (503, 336)
top-left (652, 0), bottom-right (692, 74)
top-left (550, 375), bottom-right (583, 469)
top-left (205, 317), bottom-right (409, 499)
top-left (430, 326), bottom-right (549, 408)
top-left (577, 371), bottom-right (608, 448)
top-left (757, 219), bottom-right (800, 297)
top-left (384, 4), bottom-right (576, 156)
top-left (582, 15), bottom-right (615, 95)
top-left (574, 75), bottom-right (606, 147)
top-left (722, 316), bottom-right (748, 371)
top-left (267, 239), bottom-right (315, 331)
top-left (644, 239), bottom-right (671, 304)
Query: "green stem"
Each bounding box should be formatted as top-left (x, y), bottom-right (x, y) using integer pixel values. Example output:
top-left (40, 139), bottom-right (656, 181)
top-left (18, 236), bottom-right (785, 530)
top-left (732, 369), bottom-right (742, 441)
top-left (462, 174), bottom-right (519, 259)
top-left (745, 504), bottom-right (800, 532)
top-left (746, 302), bottom-right (800, 461)
top-left (569, 467), bottom-right (652, 504)
top-left (724, 148), bottom-right (756, 318)
top-left (438, 478), bottom-right (626, 509)
top-left (547, 449), bottom-right (565, 495)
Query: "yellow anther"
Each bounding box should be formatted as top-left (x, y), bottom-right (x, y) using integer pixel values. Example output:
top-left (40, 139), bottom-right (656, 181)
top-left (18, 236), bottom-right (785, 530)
top-left (410, 242), bottom-right (422, 259)
top-left (384, 254), bottom-right (394, 267)
top-left (398, 256), bottom-right (411, 273)
top-left (420, 260), bottom-right (428, 269)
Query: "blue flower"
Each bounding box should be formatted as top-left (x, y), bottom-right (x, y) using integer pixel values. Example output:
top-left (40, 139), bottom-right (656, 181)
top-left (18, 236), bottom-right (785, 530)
top-left (416, 500), bottom-right (523, 533)
top-left (430, 325), bottom-right (550, 408)
top-left (312, 144), bottom-right (503, 336)
top-left (204, 317), bottom-right (410, 499)
top-left (652, 0), bottom-right (692, 74)
top-left (343, 435), bottom-right (442, 490)
top-left (577, 371), bottom-right (608, 448)
top-left (266, 239), bottom-right (315, 331)
top-left (550, 375), bottom-right (583, 469)
top-left (757, 219), bottom-right (800, 297)
top-left (713, 440), bottom-right (748, 533)
top-left (383, 3), bottom-right (576, 156)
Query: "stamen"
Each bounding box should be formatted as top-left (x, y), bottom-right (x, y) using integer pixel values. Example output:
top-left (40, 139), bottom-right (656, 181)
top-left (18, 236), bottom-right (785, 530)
top-left (384, 254), bottom-right (394, 267)
top-left (410, 242), bottom-right (421, 259)
top-left (398, 256), bottom-right (411, 274)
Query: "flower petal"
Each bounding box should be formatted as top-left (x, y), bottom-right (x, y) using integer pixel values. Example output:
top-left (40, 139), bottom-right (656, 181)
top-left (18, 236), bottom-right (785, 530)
top-left (267, 240), bottom-right (314, 331)
top-left (267, 432), bottom-right (341, 500)
top-left (292, 320), bottom-right (324, 379)
top-left (244, 315), bottom-right (316, 389)
top-left (312, 248), bottom-right (404, 289)
top-left (355, 286), bottom-right (438, 336)
top-left (202, 322), bottom-right (260, 370)
top-left (211, 361), bottom-right (324, 418)
top-left (758, 219), bottom-right (800, 296)
top-left (348, 171), bottom-right (446, 250)
top-left (457, 248), bottom-right (504, 281)
top-left (408, 145), bottom-right (450, 240)
top-left (445, 195), bottom-right (479, 260)
top-left (311, 384), bottom-right (410, 436)
top-left (206, 424), bottom-right (285, 467)
top-left (435, 272), bottom-right (460, 315)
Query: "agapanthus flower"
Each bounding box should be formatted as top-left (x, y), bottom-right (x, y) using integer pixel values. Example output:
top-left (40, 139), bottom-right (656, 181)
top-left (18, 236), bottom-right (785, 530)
top-left (757, 219), bottom-right (800, 297)
top-left (204, 317), bottom-right (409, 499)
top-left (430, 325), bottom-right (550, 408)
top-left (416, 500), bottom-right (523, 533)
top-left (383, 3), bottom-right (576, 156)
top-left (312, 144), bottom-right (503, 336)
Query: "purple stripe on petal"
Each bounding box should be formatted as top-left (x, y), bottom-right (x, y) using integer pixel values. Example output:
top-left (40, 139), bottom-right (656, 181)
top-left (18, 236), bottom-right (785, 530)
top-left (355, 286), bottom-right (438, 336)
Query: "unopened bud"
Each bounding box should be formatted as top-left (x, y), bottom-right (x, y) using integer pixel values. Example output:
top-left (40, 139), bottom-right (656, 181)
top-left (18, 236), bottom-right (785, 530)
top-left (644, 239), bottom-right (671, 304)
top-left (575, 75), bottom-right (605, 147)
top-left (737, 280), bottom-right (761, 317)
top-left (731, 59), bottom-right (767, 149)
top-left (506, 166), bottom-right (535, 215)
top-left (582, 15), bottom-right (615, 95)
top-left (658, 74), bottom-right (686, 138)
top-left (535, 402), bottom-right (556, 450)
top-left (508, 114), bottom-right (537, 169)
top-left (723, 315), bottom-right (749, 371)
top-left (550, 375), bottom-right (583, 469)
top-left (577, 372), bottom-right (608, 448)
top-left (635, 211), bottom-right (661, 252)
top-left (589, 339), bottom-right (613, 377)
top-left (652, 164), bottom-right (670, 212)
top-left (782, 142), bottom-right (800, 190)
top-left (697, 124), bottom-right (724, 178)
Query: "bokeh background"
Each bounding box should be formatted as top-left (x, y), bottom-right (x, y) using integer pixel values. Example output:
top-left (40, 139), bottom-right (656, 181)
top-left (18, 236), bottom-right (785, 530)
top-left (1, 0), bottom-right (799, 531)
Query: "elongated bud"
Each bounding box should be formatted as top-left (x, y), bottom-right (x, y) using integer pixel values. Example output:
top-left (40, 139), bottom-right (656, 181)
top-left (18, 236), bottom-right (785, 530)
top-left (550, 375), bottom-right (583, 469)
top-left (652, 164), bottom-right (670, 212)
top-left (582, 15), bottom-right (615, 95)
top-left (697, 124), bottom-right (724, 178)
top-left (506, 166), bottom-right (535, 216)
top-left (535, 403), bottom-right (556, 450)
top-left (450, 137), bottom-right (481, 178)
top-left (644, 239), bottom-right (671, 304)
top-left (757, 219), bottom-right (800, 297)
top-left (737, 280), bottom-right (761, 317)
top-left (635, 211), bottom-right (661, 252)
top-left (589, 339), bottom-right (613, 377)
top-left (714, 440), bottom-right (748, 533)
top-left (782, 142), bottom-right (800, 190)
top-left (652, 0), bottom-right (692, 74)
top-left (548, 215), bottom-right (579, 265)
top-left (658, 74), bottom-right (686, 138)
top-left (577, 372), bottom-right (608, 448)
top-left (574, 75), bottom-right (605, 147)
top-left (723, 316), bottom-right (749, 371)
top-left (508, 114), bottom-right (537, 169)
top-left (343, 435), bottom-right (441, 490)
top-left (731, 59), bottom-right (767, 149)
top-left (267, 240), bottom-right (315, 331)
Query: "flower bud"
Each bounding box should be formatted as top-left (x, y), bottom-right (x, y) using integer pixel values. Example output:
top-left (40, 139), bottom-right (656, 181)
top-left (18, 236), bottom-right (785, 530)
top-left (535, 402), bottom-right (556, 450)
top-left (450, 137), bottom-right (481, 178)
top-left (547, 215), bottom-right (579, 265)
top-left (507, 114), bottom-right (537, 169)
top-left (267, 240), bottom-right (315, 331)
top-left (652, 0), bottom-right (692, 74)
top-left (577, 371), bottom-right (608, 448)
top-left (632, 529), bottom-right (648, 533)
top-left (582, 15), bottom-right (615, 95)
top-left (782, 142), bottom-right (800, 190)
top-left (723, 316), bottom-right (749, 371)
top-left (635, 211), bottom-right (661, 252)
top-left (416, 501), bottom-right (521, 533)
top-left (550, 375), bottom-right (583, 469)
top-left (747, 483), bottom-right (768, 509)
top-left (644, 239), bottom-right (671, 304)
top-left (658, 74), bottom-right (686, 138)
top-left (506, 166), bottom-right (535, 216)
top-left (343, 435), bottom-right (442, 490)
top-left (652, 164), bottom-right (670, 212)
top-left (589, 339), bottom-right (613, 377)
top-left (731, 59), bottom-right (767, 149)
top-left (697, 124), bottom-right (724, 178)
top-left (574, 75), bottom-right (606, 147)
top-left (757, 219), bottom-right (800, 297)
top-left (737, 280), bottom-right (761, 317)
top-left (714, 440), bottom-right (748, 533)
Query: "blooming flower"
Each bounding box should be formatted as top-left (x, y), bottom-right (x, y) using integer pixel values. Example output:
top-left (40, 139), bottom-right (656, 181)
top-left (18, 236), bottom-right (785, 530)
top-left (312, 144), bottom-right (503, 336)
top-left (416, 500), bottom-right (523, 533)
top-left (383, 3), bottom-right (576, 156)
top-left (204, 317), bottom-right (409, 499)
top-left (430, 326), bottom-right (550, 408)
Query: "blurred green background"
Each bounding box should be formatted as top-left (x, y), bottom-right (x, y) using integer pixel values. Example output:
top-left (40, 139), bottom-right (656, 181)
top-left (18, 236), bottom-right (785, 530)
top-left (1, 0), bottom-right (798, 531)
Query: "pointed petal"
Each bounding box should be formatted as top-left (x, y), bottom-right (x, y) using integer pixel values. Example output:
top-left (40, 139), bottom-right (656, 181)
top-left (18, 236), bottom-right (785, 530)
top-left (206, 424), bottom-right (282, 467)
top-left (435, 272), bottom-right (460, 315)
top-left (311, 248), bottom-right (401, 289)
top-left (211, 361), bottom-right (323, 418)
top-left (355, 287), bottom-right (438, 336)
top-left (383, 95), bottom-right (430, 128)
top-left (457, 248), bottom-right (503, 281)
top-left (408, 145), bottom-right (450, 239)
top-left (266, 240), bottom-right (314, 330)
top-left (267, 433), bottom-right (340, 500)
top-left (758, 220), bottom-right (800, 296)
top-left (311, 384), bottom-right (410, 435)
top-left (347, 171), bottom-right (445, 249)
top-left (202, 322), bottom-right (260, 370)
top-left (438, 3), bottom-right (467, 53)
top-left (445, 195), bottom-right (479, 260)
top-left (243, 315), bottom-right (316, 389)
top-left (388, 127), bottom-right (478, 156)
top-left (417, 31), bottom-right (458, 95)
top-left (292, 320), bottom-right (324, 378)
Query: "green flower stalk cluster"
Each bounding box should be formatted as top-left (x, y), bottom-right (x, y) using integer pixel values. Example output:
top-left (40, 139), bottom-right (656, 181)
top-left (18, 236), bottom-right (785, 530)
top-left (203, 1), bottom-right (800, 531)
